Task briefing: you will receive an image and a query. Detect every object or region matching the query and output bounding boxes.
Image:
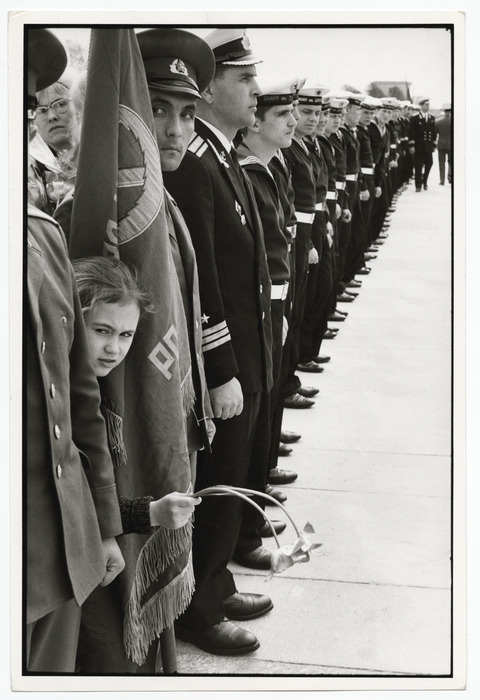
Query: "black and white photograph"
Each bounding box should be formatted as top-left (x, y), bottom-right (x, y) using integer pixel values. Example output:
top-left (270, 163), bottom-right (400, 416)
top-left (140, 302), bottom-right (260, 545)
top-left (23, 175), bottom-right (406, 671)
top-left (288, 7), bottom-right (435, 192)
top-left (7, 7), bottom-right (471, 696)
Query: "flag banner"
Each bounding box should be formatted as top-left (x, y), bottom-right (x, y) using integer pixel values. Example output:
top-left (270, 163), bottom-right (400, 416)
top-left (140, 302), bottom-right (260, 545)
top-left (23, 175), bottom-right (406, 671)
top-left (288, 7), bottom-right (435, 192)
top-left (69, 28), bottom-right (194, 665)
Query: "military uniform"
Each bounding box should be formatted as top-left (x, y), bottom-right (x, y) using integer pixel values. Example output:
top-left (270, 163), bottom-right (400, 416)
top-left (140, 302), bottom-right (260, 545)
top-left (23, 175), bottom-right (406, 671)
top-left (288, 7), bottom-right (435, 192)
top-left (164, 115), bottom-right (273, 629)
top-left (409, 100), bottom-right (437, 190)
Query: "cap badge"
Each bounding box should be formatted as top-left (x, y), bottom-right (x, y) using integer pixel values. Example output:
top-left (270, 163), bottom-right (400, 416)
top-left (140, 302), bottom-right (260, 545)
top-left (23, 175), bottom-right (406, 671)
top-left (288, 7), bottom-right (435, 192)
top-left (170, 59), bottom-right (188, 76)
top-left (241, 35), bottom-right (251, 50)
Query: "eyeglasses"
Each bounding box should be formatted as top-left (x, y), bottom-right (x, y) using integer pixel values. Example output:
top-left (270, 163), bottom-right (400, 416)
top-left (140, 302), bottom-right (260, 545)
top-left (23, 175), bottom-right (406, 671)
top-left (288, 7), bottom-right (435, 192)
top-left (35, 97), bottom-right (72, 120)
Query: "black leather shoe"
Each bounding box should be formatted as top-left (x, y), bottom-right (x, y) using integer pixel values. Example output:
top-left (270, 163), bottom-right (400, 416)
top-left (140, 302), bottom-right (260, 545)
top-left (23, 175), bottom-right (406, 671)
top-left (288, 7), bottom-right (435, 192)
top-left (357, 267), bottom-right (371, 275)
top-left (364, 253), bottom-right (377, 260)
top-left (266, 484), bottom-right (287, 503)
top-left (337, 293), bottom-right (355, 303)
top-left (280, 430), bottom-right (301, 443)
top-left (328, 312), bottom-right (346, 322)
top-left (175, 619), bottom-right (260, 655)
top-left (297, 361), bottom-right (324, 372)
top-left (259, 519), bottom-right (286, 538)
top-left (269, 467), bottom-right (298, 484)
top-left (373, 239), bottom-right (385, 245)
top-left (346, 280), bottom-right (362, 288)
top-left (233, 546), bottom-right (273, 570)
top-left (278, 442), bottom-right (293, 456)
top-left (315, 354), bottom-right (331, 362)
top-left (224, 592), bottom-right (273, 621)
top-left (284, 393), bottom-right (315, 408)
top-left (297, 385), bottom-right (319, 397)
top-left (415, 187), bottom-right (422, 192)
top-left (367, 246), bottom-right (379, 252)
top-left (423, 184), bottom-right (428, 190)
top-left (323, 329), bottom-right (337, 339)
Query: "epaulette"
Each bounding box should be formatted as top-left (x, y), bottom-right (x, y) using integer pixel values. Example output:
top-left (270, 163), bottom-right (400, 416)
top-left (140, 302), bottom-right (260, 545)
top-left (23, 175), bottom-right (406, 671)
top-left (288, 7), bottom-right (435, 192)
top-left (188, 132), bottom-right (209, 158)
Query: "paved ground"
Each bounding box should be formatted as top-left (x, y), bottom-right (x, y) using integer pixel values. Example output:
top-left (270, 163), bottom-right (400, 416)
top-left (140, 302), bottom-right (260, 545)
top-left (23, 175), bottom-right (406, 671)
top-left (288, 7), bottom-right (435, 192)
top-left (173, 173), bottom-right (452, 680)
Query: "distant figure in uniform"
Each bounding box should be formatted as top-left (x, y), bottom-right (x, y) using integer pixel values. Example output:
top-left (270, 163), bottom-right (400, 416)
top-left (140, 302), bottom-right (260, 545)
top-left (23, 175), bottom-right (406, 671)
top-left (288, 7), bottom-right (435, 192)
top-left (25, 28), bottom-right (124, 673)
top-left (408, 96), bottom-right (437, 192)
top-left (436, 103), bottom-right (452, 185)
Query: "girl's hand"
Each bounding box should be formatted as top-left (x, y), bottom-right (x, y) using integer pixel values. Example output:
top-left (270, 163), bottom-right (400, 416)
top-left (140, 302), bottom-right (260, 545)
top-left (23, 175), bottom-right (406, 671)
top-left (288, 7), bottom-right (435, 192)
top-left (149, 491), bottom-right (201, 529)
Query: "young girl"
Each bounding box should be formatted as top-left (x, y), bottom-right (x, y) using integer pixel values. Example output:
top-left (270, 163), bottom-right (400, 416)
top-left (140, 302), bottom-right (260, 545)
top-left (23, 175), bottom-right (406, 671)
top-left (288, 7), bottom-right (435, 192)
top-left (73, 256), bottom-right (201, 672)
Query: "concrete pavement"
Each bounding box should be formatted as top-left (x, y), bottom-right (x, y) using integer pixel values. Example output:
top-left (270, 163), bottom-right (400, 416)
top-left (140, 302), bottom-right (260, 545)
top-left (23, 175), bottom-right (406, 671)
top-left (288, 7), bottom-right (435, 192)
top-left (173, 173), bottom-right (452, 678)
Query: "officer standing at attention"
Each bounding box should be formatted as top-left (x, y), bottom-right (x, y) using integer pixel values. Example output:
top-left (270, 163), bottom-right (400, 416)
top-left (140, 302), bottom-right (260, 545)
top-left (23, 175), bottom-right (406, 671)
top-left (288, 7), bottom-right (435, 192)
top-left (25, 28), bottom-right (124, 672)
top-left (408, 96), bottom-right (437, 192)
top-left (164, 28), bottom-right (274, 656)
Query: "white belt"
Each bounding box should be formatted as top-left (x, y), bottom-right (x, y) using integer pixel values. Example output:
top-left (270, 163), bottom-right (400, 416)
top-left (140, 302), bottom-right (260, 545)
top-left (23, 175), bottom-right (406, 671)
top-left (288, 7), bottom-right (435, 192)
top-left (361, 167), bottom-right (374, 175)
top-left (271, 281), bottom-right (289, 300)
top-left (336, 181), bottom-right (346, 190)
top-left (295, 211), bottom-right (315, 225)
top-left (287, 224), bottom-right (297, 238)
top-left (326, 190), bottom-right (337, 200)
top-left (345, 173), bottom-right (358, 181)
top-left (390, 144), bottom-right (397, 149)
top-left (315, 202), bottom-right (326, 211)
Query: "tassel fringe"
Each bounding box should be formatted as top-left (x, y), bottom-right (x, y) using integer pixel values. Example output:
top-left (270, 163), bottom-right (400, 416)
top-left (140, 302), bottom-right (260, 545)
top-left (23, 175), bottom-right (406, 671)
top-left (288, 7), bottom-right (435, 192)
top-left (181, 365), bottom-right (196, 418)
top-left (123, 521), bottom-right (195, 666)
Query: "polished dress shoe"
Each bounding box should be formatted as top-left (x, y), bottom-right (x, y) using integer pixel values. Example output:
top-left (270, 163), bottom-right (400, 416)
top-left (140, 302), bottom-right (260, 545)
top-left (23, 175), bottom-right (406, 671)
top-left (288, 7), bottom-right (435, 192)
top-left (297, 361), bottom-right (324, 372)
top-left (423, 183), bottom-right (428, 190)
top-left (266, 484), bottom-right (287, 503)
top-left (415, 187), bottom-right (422, 192)
top-left (367, 246), bottom-right (379, 252)
top-left (323, 329), bottom-right (337, 339)
top-left (346, 279), bottom-right (362, 288)
top-left (233, 545), bottom-right (273, 570)
top-left (328, 312), bottom-right (346, 322)
top-left (224, 592), bottom-right (273, 621)
top-left (280, 430), bottom-right (301, 443)
top-left (357, 267), bottom-right (371, 275)
top-left (337, 293), bottom-right (355, 303)
top-left (278, 442), bottom-right (293, 456)
top-left (175, 619), bottom-right (260, 655)
top-left (284, 393), bottom-right (315, 408)
top-left (336, 309), bottom-right (348, 317)
top-left (269, 467), bottom-right (298, 484)
top-left (297, 385), bottom-right (319, 398)
top-left (373, 238), bottom-right (385, 245)
top-left (315, 354), bottom-right (331, 363)
top-left (259, 519), bottom-right (286, 538)
top-left (364, 253), bottom-right (377, 260)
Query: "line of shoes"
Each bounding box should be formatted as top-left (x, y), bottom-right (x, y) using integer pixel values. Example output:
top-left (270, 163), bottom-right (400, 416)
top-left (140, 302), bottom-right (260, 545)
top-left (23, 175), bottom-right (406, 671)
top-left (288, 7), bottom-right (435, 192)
top-left (175, 191), bottom-right (404, 656)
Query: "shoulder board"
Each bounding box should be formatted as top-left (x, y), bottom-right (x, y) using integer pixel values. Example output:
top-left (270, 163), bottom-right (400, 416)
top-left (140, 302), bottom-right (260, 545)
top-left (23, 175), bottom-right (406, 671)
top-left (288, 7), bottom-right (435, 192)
top-left (188, 132), bottom-right (209, 158)
top-left (28, 205), bottom-right (59, 226)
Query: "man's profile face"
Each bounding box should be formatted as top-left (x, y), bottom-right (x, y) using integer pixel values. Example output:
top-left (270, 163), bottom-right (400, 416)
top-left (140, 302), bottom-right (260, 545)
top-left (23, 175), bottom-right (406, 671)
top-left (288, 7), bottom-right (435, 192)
top-left (149, 88), bottom-right (197, 172)
top-left (294, 105), bottom-right (321, 138)
top-left (259, 104), bottom-right (297, 150)
top-left (210, 65), bottom-right (260, 131)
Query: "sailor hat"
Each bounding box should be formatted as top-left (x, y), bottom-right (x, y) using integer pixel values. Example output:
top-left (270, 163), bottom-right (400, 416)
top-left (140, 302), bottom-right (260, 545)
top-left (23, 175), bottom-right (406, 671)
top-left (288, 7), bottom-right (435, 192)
top-left (298, 85), bottom-right (330, 105)
top-left (360, 95), bottom-right (382, 110)
top-left (138, 28), bottom-right (215, 98)
top-left (257, 78), bottom-right (297, 107)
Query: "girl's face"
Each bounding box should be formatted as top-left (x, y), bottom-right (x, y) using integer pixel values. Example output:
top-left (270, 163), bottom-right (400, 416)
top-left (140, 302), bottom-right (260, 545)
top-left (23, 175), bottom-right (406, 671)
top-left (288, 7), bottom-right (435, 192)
top-left (85, 301), bottom-right (141, 377)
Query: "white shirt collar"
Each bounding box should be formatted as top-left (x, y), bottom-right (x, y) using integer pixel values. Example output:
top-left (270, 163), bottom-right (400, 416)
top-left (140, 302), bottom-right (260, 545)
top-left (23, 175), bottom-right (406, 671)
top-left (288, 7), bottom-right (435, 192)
top-left (197, 118), bottom-right (232, 153)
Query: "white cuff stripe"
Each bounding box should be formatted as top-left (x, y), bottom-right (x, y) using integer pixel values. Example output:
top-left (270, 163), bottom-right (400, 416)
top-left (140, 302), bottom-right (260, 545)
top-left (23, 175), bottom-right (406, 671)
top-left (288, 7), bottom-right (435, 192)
top-left (202, 328), bottom-right (231, 345)
top-left (202, 333), bottom-right (232, 352)
top-left (202, 321), bottom-right (228, 338)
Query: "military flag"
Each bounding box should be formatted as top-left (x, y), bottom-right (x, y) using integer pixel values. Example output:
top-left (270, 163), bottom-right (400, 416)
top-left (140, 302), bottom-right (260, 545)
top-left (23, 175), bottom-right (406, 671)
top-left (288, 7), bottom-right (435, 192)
top-left (69, 27), bottom-right (194, 665)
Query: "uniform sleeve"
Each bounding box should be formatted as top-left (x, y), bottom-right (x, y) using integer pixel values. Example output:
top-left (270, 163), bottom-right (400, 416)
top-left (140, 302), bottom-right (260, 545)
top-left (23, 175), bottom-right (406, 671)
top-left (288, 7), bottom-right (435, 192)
top-left (164, 153), bottom-right (240, 389)
top-left (67, 255), bottom-right (123, 538)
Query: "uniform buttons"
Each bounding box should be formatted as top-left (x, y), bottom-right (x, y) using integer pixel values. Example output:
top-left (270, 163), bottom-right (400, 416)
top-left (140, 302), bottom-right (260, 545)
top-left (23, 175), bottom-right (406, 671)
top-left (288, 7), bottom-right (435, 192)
top-left (262, 311), bottom-right (265, 320)
top-left (54, 424), bottom-right (61, 439)
top-left (50, 383), bottom-right (56, 398)
top-left (41, 342), bottom-right (46, 354)
top-left (56, 464), bottom-right (62, 479)
top-left (61, 316), bottom-right (67, 325)
top-left (260, 284), bottom-right (263, 294)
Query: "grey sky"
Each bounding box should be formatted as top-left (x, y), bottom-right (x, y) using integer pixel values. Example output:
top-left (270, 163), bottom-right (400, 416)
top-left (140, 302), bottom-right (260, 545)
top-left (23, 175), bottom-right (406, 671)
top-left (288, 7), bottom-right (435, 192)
top-left (51, 24), bottom-right (452, 108)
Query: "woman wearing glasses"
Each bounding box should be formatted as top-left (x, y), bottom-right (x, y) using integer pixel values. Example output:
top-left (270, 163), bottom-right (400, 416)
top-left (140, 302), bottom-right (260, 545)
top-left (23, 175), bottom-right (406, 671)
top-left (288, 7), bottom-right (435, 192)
top-left (35, 78), bottom-right (80, 153)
